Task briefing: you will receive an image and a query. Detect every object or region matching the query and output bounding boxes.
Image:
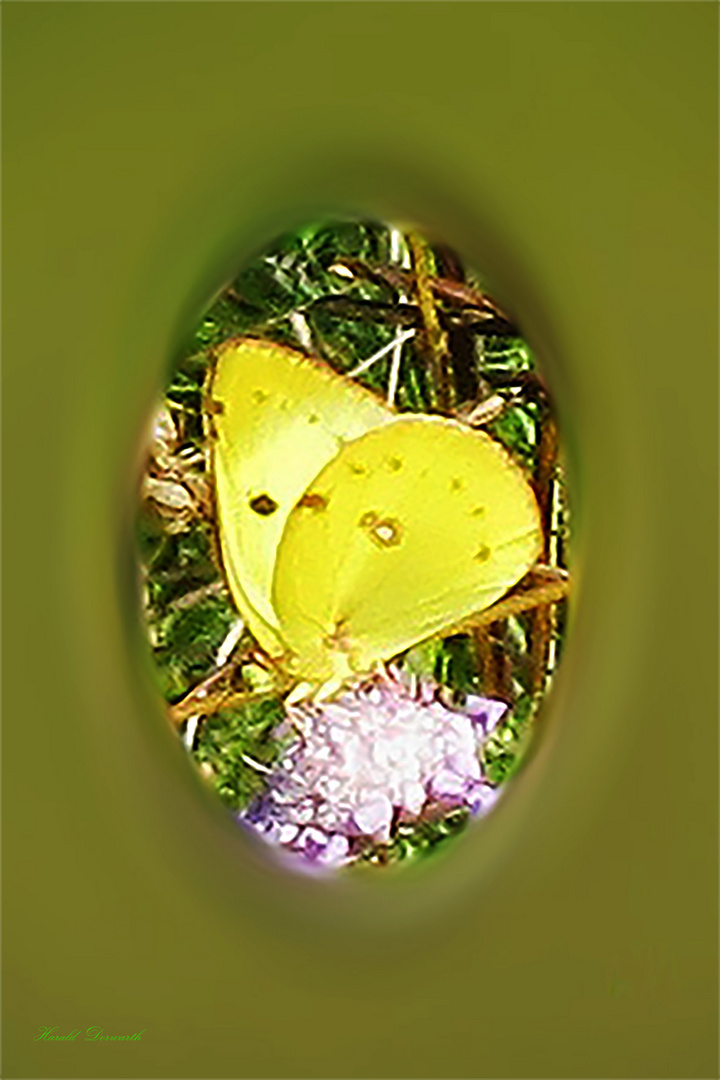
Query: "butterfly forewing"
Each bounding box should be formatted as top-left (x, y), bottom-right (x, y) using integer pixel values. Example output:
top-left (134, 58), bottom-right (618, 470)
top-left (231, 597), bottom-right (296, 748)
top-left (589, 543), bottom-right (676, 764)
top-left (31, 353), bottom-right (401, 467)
top-left (210, 338), bottom-right (395, 655)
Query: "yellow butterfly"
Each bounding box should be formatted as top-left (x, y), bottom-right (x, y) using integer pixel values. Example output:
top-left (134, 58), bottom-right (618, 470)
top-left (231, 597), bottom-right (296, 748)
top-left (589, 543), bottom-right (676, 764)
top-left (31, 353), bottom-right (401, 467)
top-left (208, 337), bottom-right (542, 701)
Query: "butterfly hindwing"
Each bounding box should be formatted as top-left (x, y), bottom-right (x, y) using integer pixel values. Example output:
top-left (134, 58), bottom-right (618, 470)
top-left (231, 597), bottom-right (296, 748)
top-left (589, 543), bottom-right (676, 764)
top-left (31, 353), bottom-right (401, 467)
top-left (272, 416), bottom-right (543, 686)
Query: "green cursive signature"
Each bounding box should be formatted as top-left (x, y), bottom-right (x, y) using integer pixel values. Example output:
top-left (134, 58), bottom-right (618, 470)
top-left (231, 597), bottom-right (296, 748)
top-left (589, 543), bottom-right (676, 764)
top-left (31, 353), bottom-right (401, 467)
top-left (34, 1026), bottom-right (145, 1042)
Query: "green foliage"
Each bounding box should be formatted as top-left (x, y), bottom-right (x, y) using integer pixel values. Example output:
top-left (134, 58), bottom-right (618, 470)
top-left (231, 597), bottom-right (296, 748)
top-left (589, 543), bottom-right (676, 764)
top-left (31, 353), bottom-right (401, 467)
top-left (435, 635), bottom-right (480, 697)
top-left (399, 637), bottom-right (445, 682)
top-left (192, 698), bottom-right (286, 811)
top-left (359, 807), bottom-right (472, 867)
top-left (164, 354), bottom-right (208, 444)
top-left (140, 521), bottom-right (219, 611)
top-left (169, 217), bottom-right (548, 471)
top-left (482, 692), bottom-right (536, 785)
top-left (488, 402), bottom-right (539, 468)
top-left (400, 634), bottom-right (481, 699)
top-left (152, 594), bottom-right (238, 703)
top-left (482, 335), bottom-right (535, 374)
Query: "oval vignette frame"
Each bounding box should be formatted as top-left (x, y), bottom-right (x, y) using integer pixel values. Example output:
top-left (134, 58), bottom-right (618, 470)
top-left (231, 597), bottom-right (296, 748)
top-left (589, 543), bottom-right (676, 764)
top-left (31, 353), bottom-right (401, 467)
top-left (123, 157), bottom-right (590, 936)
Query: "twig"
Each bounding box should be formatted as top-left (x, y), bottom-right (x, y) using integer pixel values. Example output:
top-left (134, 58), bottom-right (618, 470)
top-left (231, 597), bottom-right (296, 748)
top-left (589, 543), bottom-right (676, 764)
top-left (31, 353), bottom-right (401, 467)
top-left (167, 655), bottom-right (279, 727)
top-left (214, 617), bottom-right (246, 668)
top-left (346, 328), bottom-right (416, 377)
top-left (167, 662), bottom-right (237, 726)
top-left (241, 754), bottom-right (273, 775)
top-left (330, 257), bottom-right (516, 329)
top-left (167, 580), bottom-right (228, 613)
top-left (459, 393), bottom-right (507, 427)
top-left (310, 295), bottom-right (420, 326)
top-left (386, 335), bottom-right (404, 406)
top-left (448, 571), bottom-right (571, 636)
top-left (407, 231), bottom-right (453, 410)
top-left (529, 416), bottom-right (560, 693)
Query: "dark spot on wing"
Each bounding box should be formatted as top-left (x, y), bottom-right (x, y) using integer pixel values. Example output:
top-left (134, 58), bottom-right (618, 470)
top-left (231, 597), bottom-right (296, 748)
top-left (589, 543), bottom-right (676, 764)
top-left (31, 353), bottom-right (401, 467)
top-left (471, 506), bottom-right (486, 518)
top-left (249, 494), bottom-right (278, 516)
top-left (207, 398), bottom-right (225, 415)
top-left (360, 516), bottom-right (403, 549)
top-left (252, 389), bottom-right (269, 405)
top-left (450, 477), bottom-right (465, 492)
top-left (348, 461), bottom-right (367, 475)
top-left (474, 544), bottom-right (491, 563)
top-left (386, 456), bottom-right (403, 472)
top-left (297, 492), bottom-right (328, 511)
top-left (307, 413), bottom-right (320, 424)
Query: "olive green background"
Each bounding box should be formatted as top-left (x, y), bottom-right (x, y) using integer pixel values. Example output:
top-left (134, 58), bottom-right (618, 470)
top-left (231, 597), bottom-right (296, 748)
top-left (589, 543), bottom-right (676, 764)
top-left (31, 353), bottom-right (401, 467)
top-left (3, 4), bottom-right (717, 1078)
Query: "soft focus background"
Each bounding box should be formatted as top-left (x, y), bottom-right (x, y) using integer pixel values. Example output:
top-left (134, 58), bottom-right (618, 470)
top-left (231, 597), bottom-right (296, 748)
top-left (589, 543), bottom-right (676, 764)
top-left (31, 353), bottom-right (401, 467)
top-left (3, 4), bottom-right (717, 1078)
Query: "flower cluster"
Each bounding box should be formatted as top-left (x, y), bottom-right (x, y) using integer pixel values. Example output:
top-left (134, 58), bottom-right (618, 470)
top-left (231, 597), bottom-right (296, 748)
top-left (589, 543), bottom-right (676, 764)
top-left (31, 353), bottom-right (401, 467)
top-left (240, 674), bottom-right (507, 870)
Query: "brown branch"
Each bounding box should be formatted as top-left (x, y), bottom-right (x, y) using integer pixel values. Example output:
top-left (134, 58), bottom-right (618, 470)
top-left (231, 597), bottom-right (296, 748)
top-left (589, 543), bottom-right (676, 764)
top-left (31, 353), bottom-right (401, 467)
top-left (167, 580), bottom-right (228, 613)
top-left (168, 683), bottom-right (278, 727)
top-left (529, 416), bottom-right (560, 693)
top-left (166, 657), bottom-right (278, 727)
top-left (533, 418), bottom-right (559, 550)
top-left (407, 231), bottom-right (453, 410)
top-left (167, 645), bottom-right (290, 727)
top-left (330, 257), bottom-right (515, 327)
top-left (473, 624), bottom-right (512, 701)
top-left (448, 572), bottom-right (571, 637)
top-left (309, 295), bottom-right (421, 328)
top-left (167, 663), bottom-right (238, 726)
